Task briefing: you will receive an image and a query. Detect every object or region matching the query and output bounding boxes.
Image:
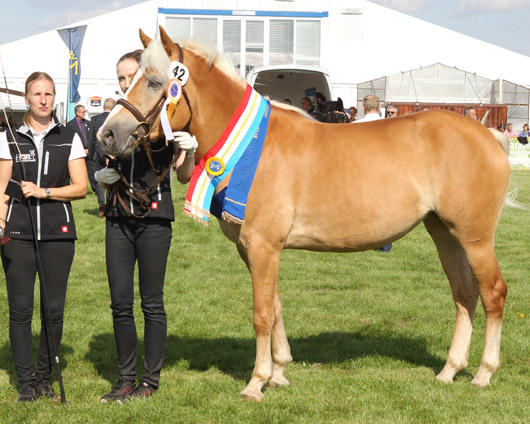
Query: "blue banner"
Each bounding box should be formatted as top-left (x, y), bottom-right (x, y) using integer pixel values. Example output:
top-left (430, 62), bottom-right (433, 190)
top-left (57, 25), bottom-right (87, 104)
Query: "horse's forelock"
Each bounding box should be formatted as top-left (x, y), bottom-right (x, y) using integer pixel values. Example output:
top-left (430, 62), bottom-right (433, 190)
top-left (141, 40), bottom-right (171, 84)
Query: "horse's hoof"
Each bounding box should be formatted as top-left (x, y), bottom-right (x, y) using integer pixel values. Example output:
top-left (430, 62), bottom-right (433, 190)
top-left (470, 375), bottom-right (491, 387)
top-left (240, 391), bottom-right (263, 402)
top-left (435, 374), bottom-right (454, 384)
top-left (265, 377), bottom-right (290, 389)
top-left (435, 367), bottom-right (457, 383)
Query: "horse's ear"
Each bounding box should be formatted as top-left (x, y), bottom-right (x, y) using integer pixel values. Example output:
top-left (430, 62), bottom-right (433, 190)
top-left (139, 29), bottom-right (152, 48)
top-left (336, 97), bottom-right (344, 110)
top-left (159, 25), bottom-right (178, 58)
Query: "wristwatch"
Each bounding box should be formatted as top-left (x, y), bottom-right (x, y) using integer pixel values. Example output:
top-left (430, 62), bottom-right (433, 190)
top-left (44, 188), bottom-right (51, 199)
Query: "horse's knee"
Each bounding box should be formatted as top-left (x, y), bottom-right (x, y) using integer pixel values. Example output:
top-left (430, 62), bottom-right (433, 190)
top-left (481, 276), bottom-right (507, 316)
top-left (253, 310), bottom-right (275, 334)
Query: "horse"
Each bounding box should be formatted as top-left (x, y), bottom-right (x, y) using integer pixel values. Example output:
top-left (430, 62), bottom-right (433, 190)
top-left (100, 26), bottom-right (512, 402)
top-left (318, 97), bottom-right (350, 123)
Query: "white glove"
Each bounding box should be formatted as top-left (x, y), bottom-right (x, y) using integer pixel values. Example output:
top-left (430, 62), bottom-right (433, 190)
top-left (173, 131), bottom-right (198, 156)
top-left (94, 167), bottom-right (120, 185)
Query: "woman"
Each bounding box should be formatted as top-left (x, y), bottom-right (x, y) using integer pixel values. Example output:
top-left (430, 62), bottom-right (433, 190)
top-left (96, 50), bottom-right (196, 403)
top-left (0, 72), bottom-right (88, 401)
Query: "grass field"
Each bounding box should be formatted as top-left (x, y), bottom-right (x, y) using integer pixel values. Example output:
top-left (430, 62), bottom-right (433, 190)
top-left (0, 171), bottom-right (529, 423)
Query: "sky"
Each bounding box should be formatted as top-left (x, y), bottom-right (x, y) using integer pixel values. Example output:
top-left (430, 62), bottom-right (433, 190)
top-left (0, 0), bottom-right (529, 56)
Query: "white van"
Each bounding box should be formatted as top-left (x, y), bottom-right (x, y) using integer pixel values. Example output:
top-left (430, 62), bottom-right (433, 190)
top-left (246, 65), bottom-right (333, 106)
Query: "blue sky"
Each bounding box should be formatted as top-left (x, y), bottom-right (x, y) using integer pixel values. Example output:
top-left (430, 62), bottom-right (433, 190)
top-left (1, 0), bottom-right (529, 56)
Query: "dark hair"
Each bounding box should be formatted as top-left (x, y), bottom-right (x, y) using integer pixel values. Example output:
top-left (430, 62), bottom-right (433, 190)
top-left (315, 92), bottom-right (326, 103)
top-left (117, 49), bottom-right (142, 66)
top-left (319, 98), bottom-right (349, 123)
top-left (25, 71), bottom-right (55, 95)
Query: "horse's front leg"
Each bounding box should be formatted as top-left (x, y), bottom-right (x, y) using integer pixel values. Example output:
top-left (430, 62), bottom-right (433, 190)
top-left (266, 283), bottom-right (292, 389)
top-left (239, 241), bottom-right (282, 402)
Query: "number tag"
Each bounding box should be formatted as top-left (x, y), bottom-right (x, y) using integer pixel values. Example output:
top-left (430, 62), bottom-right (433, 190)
top-left (169, 61), bottom-right (189, 86)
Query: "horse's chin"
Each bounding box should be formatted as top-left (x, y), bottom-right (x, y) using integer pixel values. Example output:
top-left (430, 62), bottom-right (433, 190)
top-left (103, 136), bottom-right (137, 158)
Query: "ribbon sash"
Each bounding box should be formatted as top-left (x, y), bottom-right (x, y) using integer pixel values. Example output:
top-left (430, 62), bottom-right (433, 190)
top-left (184, 85), bottom-right (269, 224)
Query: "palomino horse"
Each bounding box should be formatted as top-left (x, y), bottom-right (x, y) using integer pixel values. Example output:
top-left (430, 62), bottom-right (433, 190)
top-left (101, 27), bottom-right (511, 402)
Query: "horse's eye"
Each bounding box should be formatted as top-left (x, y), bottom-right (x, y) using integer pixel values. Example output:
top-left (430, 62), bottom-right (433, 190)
top-left (148, 80), bottom-right (162, 90)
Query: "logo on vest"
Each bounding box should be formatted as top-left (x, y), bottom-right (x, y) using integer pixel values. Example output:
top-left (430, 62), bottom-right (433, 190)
top-left (151, 202), bottom-right (158, 210)
top-left (16, 149), bottom-right (36, 163)
top-left (61, 226), bottom-right (69, 233)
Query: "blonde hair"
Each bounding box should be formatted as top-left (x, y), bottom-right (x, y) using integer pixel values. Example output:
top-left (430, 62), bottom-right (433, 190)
top-left (25, 72), bottom-right (55, 95)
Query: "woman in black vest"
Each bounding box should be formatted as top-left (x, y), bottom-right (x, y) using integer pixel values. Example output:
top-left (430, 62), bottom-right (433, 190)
top-left (96, 51), bottom-right (195, 403)
top-left (0, 72), bottom-right (88, 401)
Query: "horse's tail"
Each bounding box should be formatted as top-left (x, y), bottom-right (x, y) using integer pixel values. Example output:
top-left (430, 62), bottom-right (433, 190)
top-left (488, 128), bottom-right (510, 155)
top-left (489, 128), bottom-right (530, 210)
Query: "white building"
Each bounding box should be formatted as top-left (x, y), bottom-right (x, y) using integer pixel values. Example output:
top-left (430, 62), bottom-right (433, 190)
top-left (1, 0), bottom-right (530, 126)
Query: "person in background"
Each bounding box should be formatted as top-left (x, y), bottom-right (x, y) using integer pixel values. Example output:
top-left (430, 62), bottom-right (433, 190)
top-left (463, 107), bottom-right (477, 120)
top-left (354, 94), bottom-right (381, 123)
top-left (518, 123), bottom-right (529, 137)
top-left (348, 106), bottom-right (358, 123)
top-left (66, 105), bottom-right (99, 209)
top-left (386, 104), bottom-right (398, 118)
top-left (301, 96), bottom-right (313, 113)
top-left (97, 50), bottom-right (196, 404)
top-left (90, 98), bottom-right (116, 218)
top-left (0, 71), bottom-right (87, 401)
top-left (497, 123), bottom-right (505, 132)
top-left (315, 92), bottom-right (326, 110)
top-left (283, 98), bottom-right (292, 105)
top-left (504, 123), bottom-right (518, 138)
top-left (66, 104), bottom-right (93, 155)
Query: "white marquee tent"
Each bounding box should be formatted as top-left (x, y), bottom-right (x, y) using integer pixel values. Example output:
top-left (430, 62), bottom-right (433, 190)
top-left (1, 0), bottom-right (530, 124)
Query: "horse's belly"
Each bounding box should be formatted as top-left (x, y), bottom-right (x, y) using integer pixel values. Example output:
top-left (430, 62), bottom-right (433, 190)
top-left (284, 210), bottom-right (425, 252)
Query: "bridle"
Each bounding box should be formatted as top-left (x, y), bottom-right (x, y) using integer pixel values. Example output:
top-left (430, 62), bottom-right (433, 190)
top-left (107, 42), bottom-right (194, 218)
top-left (115, 42), bottom-right (193, 173)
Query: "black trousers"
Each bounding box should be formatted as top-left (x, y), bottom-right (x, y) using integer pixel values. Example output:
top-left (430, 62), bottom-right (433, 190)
top-left (1, 239), bottom-right (74, 385)
top-left (105, 217), bottom-right (172, 388)
top-left (87, 158), bottom-right (105, 205)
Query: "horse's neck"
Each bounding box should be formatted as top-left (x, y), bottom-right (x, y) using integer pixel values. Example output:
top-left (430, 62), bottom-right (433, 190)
top-left (190, 68), bottom-right (247, 158)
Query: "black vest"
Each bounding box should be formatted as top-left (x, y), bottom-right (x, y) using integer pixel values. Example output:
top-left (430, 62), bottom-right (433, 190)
top-left (5, 123), bottom-right (78, 241)
top-left (104, 140), bottom-right (175, 221)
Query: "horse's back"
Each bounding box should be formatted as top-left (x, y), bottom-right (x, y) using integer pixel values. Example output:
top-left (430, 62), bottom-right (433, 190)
top-left (239, 109), bottom-right (510, 251)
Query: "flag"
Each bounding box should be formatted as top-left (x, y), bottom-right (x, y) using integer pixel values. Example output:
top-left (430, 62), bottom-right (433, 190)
top-left (57, 25), bottom-right (87, 103)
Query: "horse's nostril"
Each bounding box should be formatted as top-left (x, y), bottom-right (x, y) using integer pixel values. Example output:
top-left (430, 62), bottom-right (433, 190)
top-left (102, 129), bottom-right (114, 145)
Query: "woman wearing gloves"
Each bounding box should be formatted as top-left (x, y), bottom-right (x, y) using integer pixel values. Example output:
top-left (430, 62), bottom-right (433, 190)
top-left (96, 51), bottom-right (196, 403)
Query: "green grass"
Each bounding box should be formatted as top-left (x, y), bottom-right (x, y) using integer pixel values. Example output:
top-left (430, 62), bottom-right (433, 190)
top-left (0, 172), bottom-right (529, 423)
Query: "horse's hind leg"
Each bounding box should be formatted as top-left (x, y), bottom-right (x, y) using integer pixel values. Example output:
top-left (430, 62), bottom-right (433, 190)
top-left (425, 213), bottom-right (507, 386)
top-left (463, 243), bottom-right (506, 387)
top-left (424, 214), bottom-right (479, 383)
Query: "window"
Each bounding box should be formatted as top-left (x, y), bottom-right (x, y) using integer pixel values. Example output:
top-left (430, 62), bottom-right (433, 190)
top-left (246, 20), bottom-right (264, 70)
top-left (270, 20), bottom-right (294, 65)
top-left (223, 20), bottom-right (241, 69)
top-left (166, 17), bottom-right (191, 40)
top-left (295, 20), bottom-right (320, 65)
top-left (193, 18), bottom-right (217, 45)
top-left (164, 13), bottom-right (323, 74)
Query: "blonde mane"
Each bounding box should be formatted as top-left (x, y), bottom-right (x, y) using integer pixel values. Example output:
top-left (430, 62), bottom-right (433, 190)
top-left (141, 37), bottom-right (246, 89)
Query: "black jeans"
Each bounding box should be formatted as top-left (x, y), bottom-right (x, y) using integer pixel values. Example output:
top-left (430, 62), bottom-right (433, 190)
top-left (87, 159), bottom-right (106, 205)
top-left (1, 239), bottom-right (74, 385)
top-left (105, 217), bottom-right (172, 388)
